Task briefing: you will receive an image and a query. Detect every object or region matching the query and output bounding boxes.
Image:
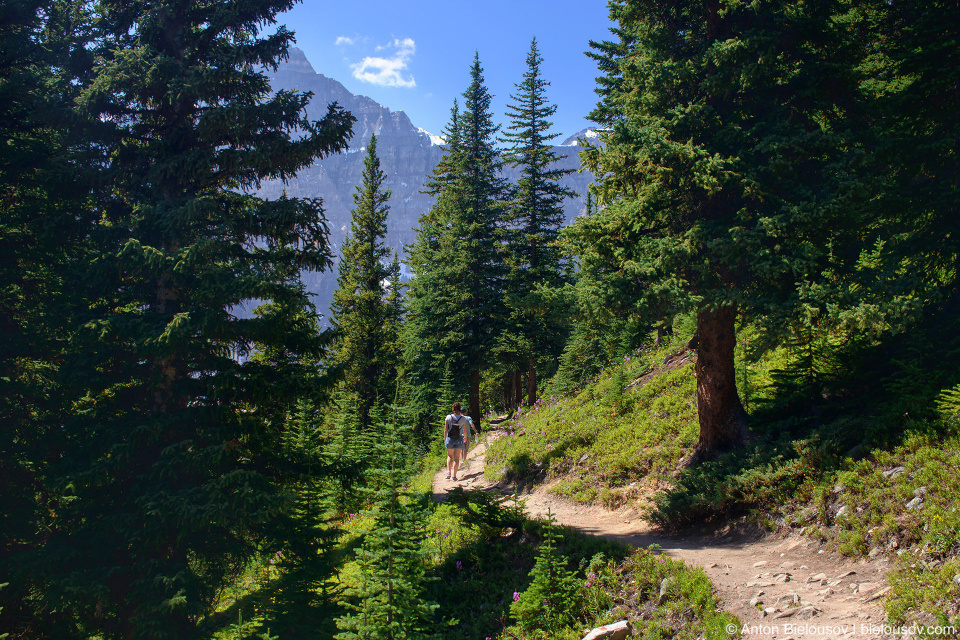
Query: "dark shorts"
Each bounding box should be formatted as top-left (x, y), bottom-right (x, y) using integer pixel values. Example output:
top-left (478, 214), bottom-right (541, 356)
top-left (445, 436), bottom-right (466, 451)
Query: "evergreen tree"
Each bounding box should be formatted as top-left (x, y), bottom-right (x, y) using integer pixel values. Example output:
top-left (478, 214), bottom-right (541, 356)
top-left (458, 54), bottom-right (509, 421)
top-left (500, 38), bottom-right (575, 406)
top-left (0, 1), bottom-right (97, 634)
top-left (330, 135), bottom-right (401, 434)
top-left (403, 101), bottom-right (466, 430)
top-left (32, 0), bottom-right (354, 636)
top-left (510, 510), bottom-right (583, 636)
top-left (404, 65), bottom-right (507, 426)
top-left (573, 0), bottom-right (866, 462)
top-left (335, 406), bottom-right (437, 640)
top-left (858, 0), bottom-right (960, 317)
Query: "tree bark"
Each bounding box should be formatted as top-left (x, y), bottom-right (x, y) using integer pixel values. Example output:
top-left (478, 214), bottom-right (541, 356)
top-left (691, 305), bottom-right (749, 464)
top-left (513, 370), bottom-right (523, 411)
top-left (470, 369), bottom-right (481, 426)
top-left (527, 356), bottom-right (537, 406)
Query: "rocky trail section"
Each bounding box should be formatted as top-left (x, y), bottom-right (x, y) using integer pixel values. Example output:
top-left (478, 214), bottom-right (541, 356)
top-left (433, 436), bottom-right (893, 640)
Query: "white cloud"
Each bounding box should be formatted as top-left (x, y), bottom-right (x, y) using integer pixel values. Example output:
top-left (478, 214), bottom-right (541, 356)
top-left (350, 38), bottom-right (416, 88)
top-left (335, 36), bottom-right (355, 46)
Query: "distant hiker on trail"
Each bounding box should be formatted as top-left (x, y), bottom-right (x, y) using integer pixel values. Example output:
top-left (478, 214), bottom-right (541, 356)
top-left (444, 402), bottom-right (469, 481)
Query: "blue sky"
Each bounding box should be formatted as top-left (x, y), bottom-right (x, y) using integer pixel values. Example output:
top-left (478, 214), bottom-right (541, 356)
top-left (277, 0), bottom-right (615, 141)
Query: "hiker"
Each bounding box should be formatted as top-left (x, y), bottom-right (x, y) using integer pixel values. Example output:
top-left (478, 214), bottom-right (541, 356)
top-left (463, 411), bottom-right (479, 443)
top-left (444, 402), bottom-right (469, 481)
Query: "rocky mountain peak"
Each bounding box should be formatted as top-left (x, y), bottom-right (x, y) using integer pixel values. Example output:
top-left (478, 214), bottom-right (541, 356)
top-left (282, 46), bottom-right (317, 75)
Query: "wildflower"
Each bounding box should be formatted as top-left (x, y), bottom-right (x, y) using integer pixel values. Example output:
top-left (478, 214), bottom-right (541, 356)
top-left (456, 560), bottom-right (462, 570)
top-left (513, 591), bottom-right (520, 602)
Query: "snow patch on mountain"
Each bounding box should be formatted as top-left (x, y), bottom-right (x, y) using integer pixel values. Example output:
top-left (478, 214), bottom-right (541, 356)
top-left (417, 127), bottom-right (445, 146)
top-left (560, 128), bottom-right (600, 146)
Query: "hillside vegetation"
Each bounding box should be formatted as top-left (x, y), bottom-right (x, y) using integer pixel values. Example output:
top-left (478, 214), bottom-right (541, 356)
top-left (487, 323), bottom-right (960, 631)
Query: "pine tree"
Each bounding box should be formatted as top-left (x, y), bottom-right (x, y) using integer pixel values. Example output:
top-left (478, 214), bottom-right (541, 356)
top-left (403, 101), bottom-right (470, 430)
top-left (510, 509), bottom-right (583, 635)
top-left (330, 135), bottom-right (401, 434)
top-left (858, 0), bottom-right (960, 317)
top-left (500, 38), bottom-right (576, 406)
top-left (335, 406), bottom-right (438, 640)
top-left (405, 57), bottom-right (507, 422)
top-left (32, 0), bottom-right (355, 636)
top-left (573, 0), bottom-right (866, 462)
top-left (0, 1), bottom-right (97, 635)
top-left (458, 54), bottom-right (509, 421)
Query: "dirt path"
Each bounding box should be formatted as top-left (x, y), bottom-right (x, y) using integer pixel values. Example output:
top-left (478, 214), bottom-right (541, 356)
top-left (433, 435), bottom-right (893, 640)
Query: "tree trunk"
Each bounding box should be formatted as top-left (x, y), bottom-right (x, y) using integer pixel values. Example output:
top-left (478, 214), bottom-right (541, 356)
top-left (470, 369), bottom-right (481, 426)
top-left (513, 370), bottom-right (523, 412)
top-left (527, 356), bottom-right (537, 406)
top-left (503, 376), bottom-right (515, 409)
top-left (691, 305), bottom-right (749, 464)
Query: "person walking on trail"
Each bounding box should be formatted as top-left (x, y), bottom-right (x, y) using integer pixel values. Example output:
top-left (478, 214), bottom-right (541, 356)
top-left (463, 412), bottom-right (479, 443)
top-left (444, 402), bottom-right (469, 481)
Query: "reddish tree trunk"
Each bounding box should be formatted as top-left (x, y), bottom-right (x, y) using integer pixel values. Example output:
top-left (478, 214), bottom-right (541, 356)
top-left (503, 375), bottom-right (515, 409)
top-left (470, 369), bottom-right (481, 426)
top-left (527, 356), bottom-right (537, 406)
top-left (691, 305), bottom-right (749, 463)
top-left (513, 370), bottom-right (523, 411)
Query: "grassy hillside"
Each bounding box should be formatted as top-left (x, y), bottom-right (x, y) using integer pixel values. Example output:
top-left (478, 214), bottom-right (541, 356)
top-left (485, 343), bottom-right (700, 508)
top-left (486, 327), bottom-right (960, 631)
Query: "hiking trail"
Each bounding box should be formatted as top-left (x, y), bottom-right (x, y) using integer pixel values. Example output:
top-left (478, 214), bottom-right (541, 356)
top-left (432, 434), bottom-right (894, 640)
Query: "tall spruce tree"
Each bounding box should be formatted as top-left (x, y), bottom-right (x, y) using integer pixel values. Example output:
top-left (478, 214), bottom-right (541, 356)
top-left (33, 0), bottom-right (354, 636)
top-left (330, 135), bottom-right (400, 434)
top-left (573, 0), bottom-right (865, 461)
top-left (859, 0), bottom-right (960, 317)
top-left (500, 38), bottom-right (575, 406)
top-left (0, 1), bottom-right (98, 634)
top-left (403, 102), bottom-right (467, 432)
top-left (405, 55), bottom-right (507, 424)
top-left (455, 54), bottom-right (508, 420)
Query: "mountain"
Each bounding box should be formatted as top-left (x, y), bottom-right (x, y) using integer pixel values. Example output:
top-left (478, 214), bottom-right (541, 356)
top-left (257, 48), bottom-right (593, 321)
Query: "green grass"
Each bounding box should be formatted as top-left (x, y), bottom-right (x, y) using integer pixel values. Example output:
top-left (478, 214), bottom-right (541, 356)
top-left (417, 486), bottom-right (736, 640)
top-left (199, 422), bottom-right (738, 640)
top-left (485, 341), bottom-right (699, 508)
top-left (480, 323), bottom-right (960, 633)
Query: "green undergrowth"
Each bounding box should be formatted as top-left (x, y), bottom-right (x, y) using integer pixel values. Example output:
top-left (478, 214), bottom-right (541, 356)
top-left (200, 450), bottom-right (738, 640)
top-left (485, 339), bottom-right (700, 508)
top-left (418, 481), bottom-right (737, 640)
top-left (485, 321), bottom-right (960, 632)
top-left (797, 428), bottom-right (960, 628)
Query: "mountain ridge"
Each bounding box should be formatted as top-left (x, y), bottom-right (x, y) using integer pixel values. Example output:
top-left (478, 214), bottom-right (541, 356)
top-left (257, 48), bottom-right (593, 321)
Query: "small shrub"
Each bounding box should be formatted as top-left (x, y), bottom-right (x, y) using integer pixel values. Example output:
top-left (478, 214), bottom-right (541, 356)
top-left (510, 510), bottom-right (585, 636)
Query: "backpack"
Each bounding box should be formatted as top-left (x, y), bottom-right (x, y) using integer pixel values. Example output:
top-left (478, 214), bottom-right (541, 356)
top-left (447, 415), bottom-right (465, 440)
